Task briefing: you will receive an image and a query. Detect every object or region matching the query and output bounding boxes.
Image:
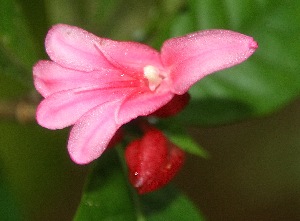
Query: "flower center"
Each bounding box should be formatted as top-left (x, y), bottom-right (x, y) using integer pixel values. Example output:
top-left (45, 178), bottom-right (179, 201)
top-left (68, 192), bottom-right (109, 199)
top-left (143, 65), bottom-right (163, 91)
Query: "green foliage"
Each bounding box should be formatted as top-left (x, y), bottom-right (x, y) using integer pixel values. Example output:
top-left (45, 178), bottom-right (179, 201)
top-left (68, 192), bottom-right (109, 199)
top-left (74, 149), bottom-right (136, 221)
top-left (158, 119), bottom-right (209, 157)
top-left (172, 0), bottom-right (300, 125)
top-left (74, 149), bottom-right (204, 220)
top-left (0, 0), bottom-right (38, 86)
top-left (0, 122), bottom-right (87, 220)
top-left (0, 172), bottom-right (22, 221)
top-left (140, 185), bottom-right (205, 221)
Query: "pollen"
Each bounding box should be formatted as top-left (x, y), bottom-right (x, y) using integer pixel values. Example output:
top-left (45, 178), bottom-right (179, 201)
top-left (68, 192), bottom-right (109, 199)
top-left (143, 65), bottom-right (163, 91)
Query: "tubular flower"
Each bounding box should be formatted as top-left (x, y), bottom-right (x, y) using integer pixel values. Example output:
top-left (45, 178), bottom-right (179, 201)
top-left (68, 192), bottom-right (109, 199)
top-left (125, 129), bottom-right (185, 194)
top-left (33, 24), bottom-right (258, 164)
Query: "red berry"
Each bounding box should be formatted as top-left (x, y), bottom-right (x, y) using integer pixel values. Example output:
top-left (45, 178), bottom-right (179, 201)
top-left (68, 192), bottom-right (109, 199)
top-left (125, 129), bottom-right (185, 194)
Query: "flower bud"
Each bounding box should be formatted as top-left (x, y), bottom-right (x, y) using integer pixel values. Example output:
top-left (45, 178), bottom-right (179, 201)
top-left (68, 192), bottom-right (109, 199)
top-left (152, 93), bottom-right (190, 117)
top-left (125, 129), bottom-right (185, 194)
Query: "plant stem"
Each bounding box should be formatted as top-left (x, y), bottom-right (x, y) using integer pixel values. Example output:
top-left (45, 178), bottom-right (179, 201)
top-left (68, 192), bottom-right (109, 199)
top-left (115, 146), bottom-right (146, 221)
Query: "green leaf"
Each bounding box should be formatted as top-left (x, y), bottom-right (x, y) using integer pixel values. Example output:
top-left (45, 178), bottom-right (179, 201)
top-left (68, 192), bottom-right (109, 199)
top-left (174, 96), bottom-right (255, 126)
top-left (141, 185), bottom-right (205, 221)
top-left (168, 0), bottom-right (300, 125)
top-left (0, 0), bottom-right (39, 86)
top-left (74, 149), bottom-right (136, 221)
top-left (0, 68), bottom-right (28, 99)
top-left (0, 170), bottom-right (22, 221)
top-left (158, 119), bottom-right (209, 157)
top-left (74, 148), bottom-right (205, 220)
top-left (46, 0), bottom-right (90, 27)
top-left (189, 0), bottom-right (229, 28)
top-left (168, 132), bottom-right (209, 158)
top-left (0, 121), bottom-right (87, 220)
top-left (169, 11), bottom-right (195, 37)
top-left (16, 0), bottom-right (49, 56)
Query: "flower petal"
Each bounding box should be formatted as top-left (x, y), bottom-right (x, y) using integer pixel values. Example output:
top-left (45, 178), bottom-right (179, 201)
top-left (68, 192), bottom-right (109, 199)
top-left (116, 89), bottom-right (174, 124)
top-left (95, 38), bottom-right (164, 77)
top-left (36, 87), bottom-right (134, 129)
top-left (45, 24), bottom-right (113, 71)
top-left (161, 29), bottom-right (258, 94)
top-left (33, 60), bottom-right (135, 97)
top-left (67, 100), bottom-right (122, 164)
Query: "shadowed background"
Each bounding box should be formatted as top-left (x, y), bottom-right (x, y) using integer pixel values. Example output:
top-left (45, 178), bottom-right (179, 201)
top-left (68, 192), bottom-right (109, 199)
top-left (177, 98), bottom-right (300, 221)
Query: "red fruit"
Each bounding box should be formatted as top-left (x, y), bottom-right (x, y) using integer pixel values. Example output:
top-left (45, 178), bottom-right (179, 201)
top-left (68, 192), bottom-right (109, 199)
top-left (151, 93), bottom-right (190, 117)
top-left (125, 129), bottom-right (185, 194)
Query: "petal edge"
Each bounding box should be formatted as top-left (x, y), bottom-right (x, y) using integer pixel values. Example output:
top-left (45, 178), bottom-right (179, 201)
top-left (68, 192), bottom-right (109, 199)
top-left (68, 100), bottom-right (122, 164)
top-left (161, 29), bottom-right (258, 94)
top-left (45, 24), bottom-right (113, 71)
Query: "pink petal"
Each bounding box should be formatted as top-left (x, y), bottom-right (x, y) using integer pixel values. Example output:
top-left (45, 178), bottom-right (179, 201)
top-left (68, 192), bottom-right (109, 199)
top-left (116, 88), bottom-right (174, 124)
top-left (96, 38), bottom-right (164, 77)
top-left (45, 24), bottom-right (113, 71)
top-left (36, 87), bottom-right (134, 129)
top-left (161, 29), bottom-right (258, 94)
top-left (33, 60), bottom-right (135, 97)
top-left (68, 100), bottom-right (122, 164)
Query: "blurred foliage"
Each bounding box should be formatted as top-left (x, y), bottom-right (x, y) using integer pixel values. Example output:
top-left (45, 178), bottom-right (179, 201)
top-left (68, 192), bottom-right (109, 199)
top-left (176, 0), bottom-right (300, 125)
top-left (0, 168), bottom-right (22, 221)
top-left (74, 149), bottom-right (136, 221)
top-left (0, 0), bottom-right (299, 220)
top-left (74, 148), bottom-right (204, 220)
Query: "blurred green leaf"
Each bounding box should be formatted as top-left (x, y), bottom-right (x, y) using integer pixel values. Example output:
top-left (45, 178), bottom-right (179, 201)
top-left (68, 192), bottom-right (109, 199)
top-left (46, 0), bottom-right (89, 27)
top-left (189, 0), bottom-right (229, 28)
top-left (158, 119), bottom-right (209, 157)
top-left (175, 97), bottom-right (254, 126)
top-left (168, 132), bottom-right (209, 158)
top-left (74, 149), bottom-right (136, 221)
top-left (16, 0), bottom-right (49, 56)
top-left (0, 171), bottom-right (22, 221)
top-left (46, 0), bottom-right (160, 41)
top-left (74, 148), bottom-right (205, 220)
top-left (141, 185), bottom-right (205, 221)
top-left (0, 122), bottom-right (87, 220)
top-left (168, 0), bottom-right (300, 125)
top-left (169, 11), bottom-right (195, 36)
top-left (0, 0), bottom-right (39, 86)
top-left (0, 69), bottom-right (28, 99)
top-left (0, 0), bottom-right (39, 64)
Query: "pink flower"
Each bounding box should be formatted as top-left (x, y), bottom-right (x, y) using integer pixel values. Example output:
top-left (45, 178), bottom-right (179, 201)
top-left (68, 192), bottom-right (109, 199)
top-left (33, 24), bottom-right (258, 164)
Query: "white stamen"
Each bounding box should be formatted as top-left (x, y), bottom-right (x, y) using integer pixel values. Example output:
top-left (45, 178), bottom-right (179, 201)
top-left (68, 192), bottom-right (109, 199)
top-left (143, 65), bottom-right (162, 91)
